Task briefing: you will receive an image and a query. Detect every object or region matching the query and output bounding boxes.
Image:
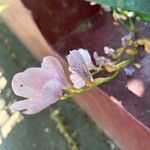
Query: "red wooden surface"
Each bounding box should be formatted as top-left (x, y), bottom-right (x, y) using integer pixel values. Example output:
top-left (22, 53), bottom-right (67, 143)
top-left (22, 0), bottom-right (100, 44)
top-left (76, 89), bottom-right (150, 149)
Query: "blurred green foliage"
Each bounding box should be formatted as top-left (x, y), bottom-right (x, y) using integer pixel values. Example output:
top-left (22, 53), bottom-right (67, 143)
top-left (88, 0), bottom-right (150, 21)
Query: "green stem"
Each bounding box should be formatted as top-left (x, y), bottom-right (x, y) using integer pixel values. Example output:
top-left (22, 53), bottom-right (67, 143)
top-left (60, 57), bottom-right (135, 101)
top-left (119, 20), bottom-right (130, 32)
top-left (60, 70), bottom-right (120, 101)
top-left (92, 67), bottom-right (104, 76)
top-left (115, 46), bottom-right (127, 63)
top-left (129, 18), bottom-right (136, 38)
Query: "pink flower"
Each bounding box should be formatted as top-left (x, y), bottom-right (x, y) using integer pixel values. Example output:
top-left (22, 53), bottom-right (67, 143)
top-left (69, 67), bottom-right (86, 88)
top-left (10, 56), bottom-right (66, 115)
top-left (78, 48), bottom-right (95, 70)
top-left (103, 46), bottom-right (115, 56)
top-left (67, 50), bottom-right (93, 88)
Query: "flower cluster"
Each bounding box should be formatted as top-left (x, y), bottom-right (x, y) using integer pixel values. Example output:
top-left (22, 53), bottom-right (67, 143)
top-left (10, 47), bottom-right (134, 115)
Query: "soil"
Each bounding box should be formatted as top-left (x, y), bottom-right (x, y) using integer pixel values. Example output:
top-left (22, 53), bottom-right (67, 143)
top-left (22, 0), bottom-right (150, 128)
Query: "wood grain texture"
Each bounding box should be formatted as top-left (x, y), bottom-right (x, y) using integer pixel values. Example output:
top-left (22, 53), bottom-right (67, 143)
top-left (0, 0), bottom-right (150, 149)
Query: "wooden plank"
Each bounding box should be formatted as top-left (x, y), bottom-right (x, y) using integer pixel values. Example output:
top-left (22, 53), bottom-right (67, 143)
top-left (0, 0), bottom-right (150, 149)
top-left (0, 0), bottom-right (56, 60)
top-left (76, 89), bottom-right (150, 149)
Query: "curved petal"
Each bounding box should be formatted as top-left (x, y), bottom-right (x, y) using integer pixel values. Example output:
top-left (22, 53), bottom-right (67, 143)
top-left (41, 56), bottom-right (66, 85)
top-left (10, 98), bottom-right (49, 115)
top-left (67, 50), bottom-right (93, 81)
top-left (12, 67), bottom-right (47, 98)
top-left (103, 46), bottom-right (115, 56)
top-left (78, 48), bottom-right (95, 70)
top-left (10, 99), bottom-right (30, 112)
top-left (41, 79), bottom-right (64, 102)
top-left (11, 78), bottom-right (64, 115)
top-left (24, 79), bottom-right (64, 114)
top-left (70, 73), bottom-right (85, 88)
top-left (23, 97), bottom-right (56, 115)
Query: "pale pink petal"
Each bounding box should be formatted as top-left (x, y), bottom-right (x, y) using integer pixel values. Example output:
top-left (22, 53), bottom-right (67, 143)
top-left (103, 46), bottom-right (115, 56)
top-left (70, 73), bottom-right (85, 88)
top-left (24, 80), bottom-right (64, 114)
top-left (68, 67), bottom-right (75, 74)
top-left (78, 48), bottom-right (95, 70)
top-left (67, 50), bottom-right (93, 81)
top-left (10, 98), bottom-right (48, 115)
top-left (41, 79), bottom-right (64, 102)
top-left (10, 99), bottom-right (30, 112)
top-left (23, 97), bottom-right (54, 115)
top-left (12, 68), bottom-right (48, 98)
top-left (12, 79), bottom-right (64, 114)
top-left (23, 79), bottom-right (64, 115)
top-left (69, 66), bottom-right (86, 88)
top-left (41, 56), bottom-right (66, 85)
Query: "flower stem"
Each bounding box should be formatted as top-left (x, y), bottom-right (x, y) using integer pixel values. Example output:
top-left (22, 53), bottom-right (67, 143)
top-left (60, 57), bottom-right (135, 101)
top-left (129, 18), bottom-right (136, 38)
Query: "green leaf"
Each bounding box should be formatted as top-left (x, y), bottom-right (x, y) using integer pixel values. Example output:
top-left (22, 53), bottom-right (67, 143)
top-left (89, 0), bottom-right (150, 15)
top-left (136, 12), bottom-right (150, 22)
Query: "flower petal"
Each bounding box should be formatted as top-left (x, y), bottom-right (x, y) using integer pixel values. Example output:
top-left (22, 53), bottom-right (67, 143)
top-left (12, 68), bottom-right (48, 98)
top-left (93, 51), bottom-right (113, 66)
top-left (10, 99), bottom-right (30, 112)
top-left (12, 79), bottom-right (64, 114)
top-left (24, 79), bottom-right (64, 114)
top-left (10, 98), bottom-right (47, 115)
top-left (41, 79), bottom-right (64, 102)
top-left (41, 56), bottom-right (66, 85)
top-left (67, 50), bottom-right (93, 81)
top-left (103, 46), bottom-right (115, 56)
top-left (78, 48), bottom-right (95, 70)
top-left (70, 73), bottom-right (85, 88)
